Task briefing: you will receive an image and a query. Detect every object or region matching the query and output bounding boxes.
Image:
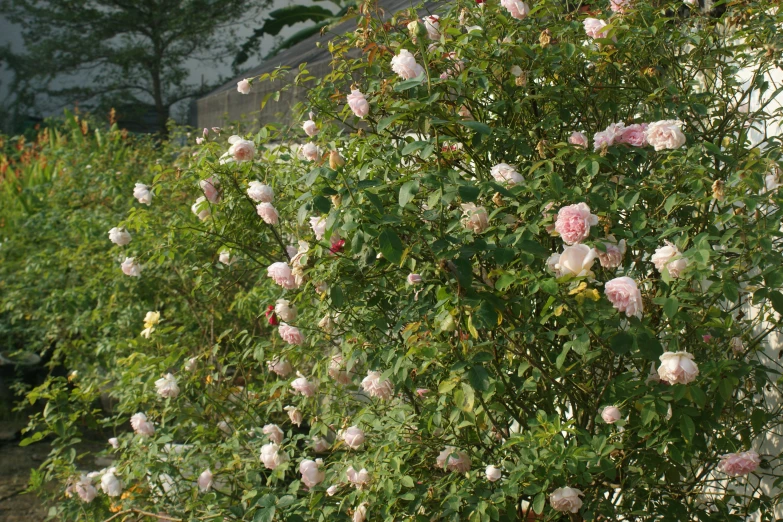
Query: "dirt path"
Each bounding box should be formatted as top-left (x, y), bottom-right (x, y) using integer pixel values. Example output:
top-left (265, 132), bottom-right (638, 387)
top-left (0, 422), bottom-right (48, 522)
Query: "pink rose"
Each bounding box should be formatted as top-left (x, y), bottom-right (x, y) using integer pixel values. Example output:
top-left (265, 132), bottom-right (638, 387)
top-left (121, 257), bottom-right (142, 277)
top-left (346, 466), bottom-right (371, 488)
top-left (256, 202), bottom-right (279, 225)
top-left (279, 323), bottom-right (304, 345)
top-left (329, 354), bottom-right (352, 385)
top-left (347, 89), bottom-right (369, 118)
top-left (485, 465), bottom-right (502, 482)
top-left (133, 183), bottom-right (152, 205)
top-left (247, 181), bottom-right (274, 202)
top-left (267, 262), bottom-right (298, 289)
top-left (291, 372), bottom-right (316, 396)
top-left (461, 203), bottom-right (489, 233)
top-left (313, 437), bottom-right (331, 453)
top-left (260, 443), bottom-right (288, 470)
top-left (196, 137), bottom-right (204, 145)
top-left (262, 423), bottom-right (284, 444)
top-left (657, 351), bottom-right (699, 384)
top-left (191, 196), bottom-right (210, 221)
top-left (596, 237), bottom-right (626, 269)
top-left (353, 503), bottom-right (368, 522)
top-left (285, 406), bottom-right (303, 426)
top-left (237, 79), bottom-right (251, 94)
top-left (555, 203), bottom-right (598, 244)
top-left (303, 119), bottom-right (318, 137)
top-left (490, 163), bottom-right (523, 185)
top-left (554, 244), bottom-right (597, 277)
top-left (718, 450), bottom-right (760, 476)
top-left (199, 176), bottom-right (221, 204)
top-left (583, 17), bottom-right (609, 39)
top-left (75, 478), bottom-right (98, 503)
top-left (391, 49), bottom-right (425, 80)
top-left (310, 216), bottom-right (328, 240)
top-left (651, 240), bottom-right (687, 278)
top-left (227, 135), bottom-right (255, 162)
top-left (361, 370), bottom-right (394, 400)
top-left (108, 227), bottom-right (131, 246)
top-left (550, 486), bottom-right (584, 513)
top-left (500, 0), bottom-right (530, 19)
top-left (416, 388), bottom-right (430, 397)
top-left (299, 459), bottom-right (325, 488)
top-left (267, 358), bottom-right (293, 377)
top-left (342, 426), bottom-right (365, 450)
top-left (593, 122), bottom-right (625, 150)
top-left (645, 120), bottom-right (686, 151)
top-left (407, 273), bottom-right (423, 284)
top-left (423, 15), bottom-right (440, 40)
top-left (197, 469), bottom-right (213, 492)
top-left (605, 276), bottom-right (643, 317)
top-left (610, 0), bottom-right (631, 13)
top-left (619, 123), bottom-right (648, 147)
top-left (130, 412), bottom-right (155, 436)
top-left (569, 132), bottom-right (588, 148)
top-left (301, 142), bottom-right (319, 162)
top-left (436, 447), bottom-right (471, 473)
top-left (601, 405), bottom-right (622, 424)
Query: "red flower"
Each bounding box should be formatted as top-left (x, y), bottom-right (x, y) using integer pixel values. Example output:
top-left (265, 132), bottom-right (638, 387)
top-left (329, 238), bottom-right (345, 255)
top-left (265, 305), bottom-right (279, 326)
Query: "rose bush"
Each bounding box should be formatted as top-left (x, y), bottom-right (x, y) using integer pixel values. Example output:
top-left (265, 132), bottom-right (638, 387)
top-left (4, 0), bottom-right (783, 520)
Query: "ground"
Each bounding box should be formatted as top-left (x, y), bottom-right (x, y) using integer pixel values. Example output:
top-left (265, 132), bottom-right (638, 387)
top-left (0, 420), bottom-right (48, 522)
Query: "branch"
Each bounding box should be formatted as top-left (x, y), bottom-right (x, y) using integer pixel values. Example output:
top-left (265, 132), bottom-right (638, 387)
top-left (101, 509), bottom-right (182, 522)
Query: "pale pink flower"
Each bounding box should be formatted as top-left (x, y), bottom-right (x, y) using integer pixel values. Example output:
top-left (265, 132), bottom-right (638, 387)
top-left (191, 196), bottom-right (211, 221)
top-left (353, 503), bottom-right (368, 522)
top-left (303, 119), bottom-right (318, 137)
top-left (197, 469), bottom-right (213, 492)
top-left (279, 323), bottom-right (304, 345)
top-left (407, 273), bottom-right (423, 285)
top-left (657, 351), bottom-right (699, 384)
top-left (436, 447), bottom-right (471, 473)
top-left (263, 424), bottom-right (284, 444)
top-left (75, 478), bottom-right (98, 503)
top-left (490, 163), bottom-right (523, 185)
top-left (652, 241), bottom-right (687, 278)
top-left (593, 122), bottom-right (625, 150)
top-left (285, 406), bottom-right (303, 426)
top-left (329, 354), bottom-right (352, 385)
top-left (227, 135), bottom-right (255, 162)
top-left (256, 202), bottom-right (279, 225)
top-left (237, 79), bottom-right (251, 94)
top-left (554, 244), bottom-right (597, 277)
top-left (423, 15), bottom-right (440, 40)
top-left (291, 372), bottom-right (316, 397)
top-left (342, 426), bottom-right (365, 450)
top-left (391, 49), bottom-right (425, 80)
top-left (601, 406), bottom-right (622, 424)
top-left (155, 373), bottom-right (179, 398)
top-left (133, 183), bottom-right (152, 205)
top-left (485, 465), bottom-right (502, 482)
top-left (610, 0), bottom-right (631, 13)
top-left (416, 388), bottom-right (430, 397)
top-left (267, 358), bottom-right (293, 377)
top-left (196, 137), bottom-right (204, 145)
top-left (550, 487), bottom-right (584, 513)
top-left (702, 334), bottom-right (713, 343)
top-left (361, 371), bottom-right (394, 400)
top-left (301, 143), bottom-right (319, 162)
top-left (605, 276), bottom-right (643, 317)
top-left (596, 237), bottom-right (626, 269)
top-left (583, 17), bottom-right (609, 39)
top-left (501, 0), bottom-right (530, 19)
top-left (130, 413), bottom-right (155, 437)
top-left (200, 176), bottom-right (221, 204)
top-left (108, 437), bottom-right (119, 449)
top-left (719, 450), bottom-right (760, 477)
top-left (313, 437), bottom-right (331, 453)
top-left (326, 484), bottom-right (339, 496)
top-left (202, 128), bottom-right (209, 137)
top-left (555, 203), bottom-right (598, 244)
top-left (645, 120), bottom-right (686, 151)
top-left (546, 253), bottom-right (561, 275)
top-left (218, 250), bottom-right (236, 266)
top-left (347, 89), bottom-right (370, 118)
top-left (247, 181), bottom-right (274, 202)
top-left (108, 227), bottom-right (131, 246)
top-left (346, 466), bottom-right (371, 489)
top-left (274, 299), bottom-right (296, 322)
top-left (184, 357), bottom-right (198, 372)
top-left (619, 123), bottom-right (648, 147)
top-left (261, 443), bottom-right (288, 470)
top-left (121, 257), bottom-right (142, 277)
top-left (267, 262), bottom-right (298, 289)
top-left (569, 132), bottom-right (588, 148)
top-left (310, 216), bottom-right (328, 240)
top-left (100, 470), bottom-right (122, 497)
top-left (299, 459), bottom-right (325, 488)
top-left (461, 203), bottom-right (489, 233)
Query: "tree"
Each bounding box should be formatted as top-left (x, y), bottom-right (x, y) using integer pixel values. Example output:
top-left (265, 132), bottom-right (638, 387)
top-left (1, 0), bottom-right (270, 134)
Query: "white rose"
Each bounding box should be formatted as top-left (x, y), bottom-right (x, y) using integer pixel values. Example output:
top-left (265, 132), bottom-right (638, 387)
top-left (108, 227), bottom-right (131, 246)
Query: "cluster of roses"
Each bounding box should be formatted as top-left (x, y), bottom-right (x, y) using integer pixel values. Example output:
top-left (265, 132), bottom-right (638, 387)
top-left (568, 120), bottom-right (687, 153)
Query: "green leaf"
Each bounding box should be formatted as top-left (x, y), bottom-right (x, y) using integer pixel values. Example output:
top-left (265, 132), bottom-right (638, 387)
top-left (459, 383), bottom-right (475, 412)
top-left (259, 5), bottom-right (335, 36)
top-left (401, 140), bottom-right (429, 156)
top-left (556, 344), bottom-right (571, 369)
top-left (394, 74), bottom-right (425, 92)
top-left (769, 291), bottom-right (783, 315)
top-left (679, 415), bottom-right (695, 442)
top-left (641, 404), bottom-right (657, 425)
top-left (458, 185), bottom-right (480, 202)
top-left (460, 120), bottom-right (492, 136)
top-left (610, 332), bottom-right (634, 355)
top-left (532, 492), bottom-right (546, 514)
top-left (540, 278), bottom-right (558, 295)
top-left (254, 507), bottom-right (276, 522)
top-left (563, 42), bottom-right (576, 58)
top-left (663, 297), bottom-right (679, 320)
top-left (401, 476), bottom-right (415, 488)
top-left (379, 229), bottom-right (404, 264)
top-left (399, 180), bottom-right (419, 207)
top-left (495, 273), bottom-right (516, 291)
top-left (468, 366), bottom-right (490, 391)
top-left (377, 115), bottom-right (403, 132)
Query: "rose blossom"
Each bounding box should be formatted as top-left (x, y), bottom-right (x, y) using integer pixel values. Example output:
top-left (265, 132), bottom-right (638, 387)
top-left (155, 373), bottom-right (180, 398)
top-left (657, 351), bottom-right (699, 384)
top-left (596, 237), bottom-right (626, 269)
top-left (133, 183), bottom-right (152, 205)
top-left (490, 163), bottom-right (523, 185)
top-left (197, 469), bottom-right (213, 492)
top-left (310, 215), bottom-right (328, 240)
top-left (256, 202), bottom-right (279, 225)
top-left (347, 89), bottom-right (369, 118)
top-left (326, 484), bottom-right (339, 496)
top-left (353, 503), bottom-right (368, 522)
top-left (583, 18), bottom-right (609, 39)
top-left (100, 470), bottom-right (122, 497)
top-left (301, 142), bottom-right (319, 162)
top-left (121, 257), bottom-right (142, 277)
top-left (329, 354), bottom-right (352, 385)
top-left (555, 203), bottom-right (598, 244)
top-left (303, 119), bottom-right (318, 137)
top-left (189, 197), bottom-right (211, 223)
top-left (346, 466), bottom-right (371, 488)
top-left (361, 370), bottom-right (394, 400)
top-left (263, 424), bottom-right (284, 444)
top-left (554, 244), bottom-right (597, 277)
top-left (285, 406), bottom-right (303, 426)
top-left (218, 250), bottom-right (236, 266)
top-left (237, 79), bottom-right (251, 94)
top-left (407, 273), bottom-right (423, 285)
top-left (184, 357), bottom-right (198, 372)
top-left (196, 137), bottom-right (204, 145)
top-left (610, 0), bottom-right (631, 13)
top-left (267, 358), bottom-right (293, 377)
top-left (227, 135), bottom-right (255, 162)
top-left (718, 450), bottom-right (760, 476)
top-left (274, 299), bottom-right (296, 322)
top-left (416, 388), bottom-right (430, 396)
top-left (651, 241), bottom-right (687, 278)
top-left (605, 276), bottom-right (643, 317)
top-left (247, 181), bottom-right (274, 202)
top-left (391, 49), bottom-right (425, 80)
top-left (108, 437), bottom-right (119, 449)
top-left (601, 405), bottom-right (622, 424)
top-left (645, 120), bottom-right (686, 151)
top-left (261, 443), bottom-right (288, 470)
top-left (279, 323), bottom-right (304, 345)
top-left (461, 203), bottom-right (489, 233)
top-left (550, 486), bottom-right (584, 513)
top-left (500, 0), bottom-right (530, 19)
top-left (342, 426), bottom-right (365, 450)
top-left (569, 132), bottom-right (588, 148)
top-left (485, 465), bottom-right (502, 482)
top-left (75, 477), bottom-right (98, 503)
top-left (619, 123), bottom-right (649, 147)
top-left (313, 437), bottom-right (331, 453)
top-left (299, 459), bottom-right (325, 488)
top-left (423, 15), bottom-right (440, 40)
top-left (108, 227), bottom-right (132, 246)
top-left (593, 122), bottom-right (626, 150)
top-left (436, 447), bottom-right (471, 473)
top-left (267, 262), bottom-right (298, 289)
top-left (291, 372), bottom-right (316, 397)
top-left (200, 176), bottom-right (221, 203)
top-left (130, 413), bottom-right (155, 436)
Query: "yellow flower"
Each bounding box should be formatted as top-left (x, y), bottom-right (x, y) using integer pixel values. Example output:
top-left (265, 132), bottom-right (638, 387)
top-left (143, 311), bottom-right (160, 329)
